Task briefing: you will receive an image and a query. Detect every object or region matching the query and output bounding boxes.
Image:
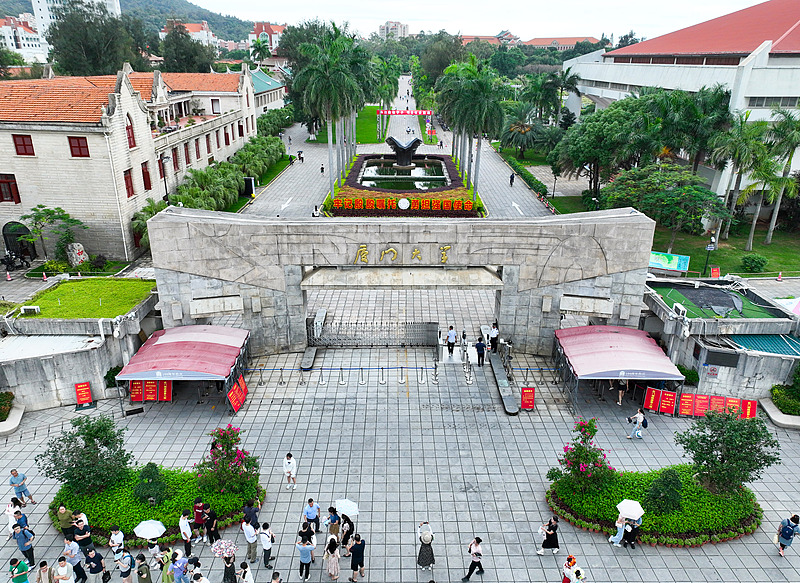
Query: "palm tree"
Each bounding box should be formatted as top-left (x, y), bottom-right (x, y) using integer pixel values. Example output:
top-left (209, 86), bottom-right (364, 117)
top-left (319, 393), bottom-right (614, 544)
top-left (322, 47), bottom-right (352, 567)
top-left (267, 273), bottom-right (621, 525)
top-left (374, 57), bottom-right (399, 139)
top-left (765, 108), bottom-right (800, 243)
top-left (739, 156), bottom-right (781, 252)
top-left (294, 29), bottom-right (363, 198)
top-left (549, 66), bottom-right (581, 124)
top-left (500, 102), bottom-right (537, 159)
top-left (520, 72), bottom-right (558, 120)
top-left (533, 124), bottom-right (564, 156)
top-left (709, 111), bottom-right (769, 239)
top-left (250, 39), bottom-right (271, 66)
top-left (131, 198), bottom-right (167, 250)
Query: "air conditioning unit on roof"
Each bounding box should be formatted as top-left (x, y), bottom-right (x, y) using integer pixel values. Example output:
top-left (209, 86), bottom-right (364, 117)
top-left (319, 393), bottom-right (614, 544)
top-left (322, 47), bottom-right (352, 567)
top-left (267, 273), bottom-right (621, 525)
top-left (672, 303), bottom-right (687, 318)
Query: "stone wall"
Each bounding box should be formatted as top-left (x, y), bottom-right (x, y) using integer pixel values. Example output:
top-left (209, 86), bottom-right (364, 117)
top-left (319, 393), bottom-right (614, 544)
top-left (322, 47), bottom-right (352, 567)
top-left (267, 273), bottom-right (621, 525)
top-left (149, 207), bottom-right (655, 355)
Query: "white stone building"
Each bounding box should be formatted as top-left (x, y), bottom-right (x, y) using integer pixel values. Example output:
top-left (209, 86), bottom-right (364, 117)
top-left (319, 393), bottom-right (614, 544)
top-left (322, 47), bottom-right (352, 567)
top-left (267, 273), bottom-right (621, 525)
top-left (0, 66), bottom-right (257, 261)
top-left (159, 20), bottom-right (218, 48)
top-left (32, 0), bottom-right (120, 38)
top-left (0, 16), bottom-right (47, 62)
top-left (378, 21), bottom-right (409, 40)
top-left (563, 0), bottom-right (800, 197)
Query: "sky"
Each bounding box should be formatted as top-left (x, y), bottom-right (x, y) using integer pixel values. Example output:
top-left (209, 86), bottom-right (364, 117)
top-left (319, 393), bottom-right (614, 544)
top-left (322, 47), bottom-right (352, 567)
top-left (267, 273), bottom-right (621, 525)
top-left (194, 0), bottom-right (766, 41)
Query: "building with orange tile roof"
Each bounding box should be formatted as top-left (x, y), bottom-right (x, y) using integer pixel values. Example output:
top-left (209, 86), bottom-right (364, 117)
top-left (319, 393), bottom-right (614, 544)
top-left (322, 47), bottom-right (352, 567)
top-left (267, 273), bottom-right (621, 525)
top-left (563, 0), bottom-right (800, 200)
top-left (0, 65), bottom-right (257, 261)
top-left (249, 22), bottom-right (286, 54)
top-left (159, 20), bottom-right (218, 48)
top-left (0, 15), bottom-right (47, 62)
top-left (524, 37), bottom-right (602, 51)
top-left (461, 31), bottom-right (520, 46)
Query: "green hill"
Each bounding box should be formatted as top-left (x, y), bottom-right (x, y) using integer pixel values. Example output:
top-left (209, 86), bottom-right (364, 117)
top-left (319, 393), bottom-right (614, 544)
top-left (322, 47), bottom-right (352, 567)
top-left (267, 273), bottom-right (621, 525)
top-left (0, 0), bottom-right (253, 41)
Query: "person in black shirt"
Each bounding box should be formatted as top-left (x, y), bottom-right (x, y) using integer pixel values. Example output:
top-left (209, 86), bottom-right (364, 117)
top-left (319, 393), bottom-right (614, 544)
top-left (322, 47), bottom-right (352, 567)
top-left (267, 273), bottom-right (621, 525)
top-left (84, 549), bottom-right (106, 583)
top-left (73, 520), bottom-right (93, 556)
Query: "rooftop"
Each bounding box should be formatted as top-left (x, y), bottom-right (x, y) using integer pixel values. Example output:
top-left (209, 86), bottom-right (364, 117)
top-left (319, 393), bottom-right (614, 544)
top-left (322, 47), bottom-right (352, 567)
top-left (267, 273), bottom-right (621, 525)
top-left (648, 282), bottom-right (779, 319)
top-left (607, 0), bottom-right (800, 57)
top-left (0, 78), bottom-right (113, 123)
top-left (729, 334), bottom-right (800, 356)
top-left (525, 36), bottom-right (602, 46)
top-left (251, 68), bottom-right (284, 93)
top-left (161, 72), bottom-right (241, 93)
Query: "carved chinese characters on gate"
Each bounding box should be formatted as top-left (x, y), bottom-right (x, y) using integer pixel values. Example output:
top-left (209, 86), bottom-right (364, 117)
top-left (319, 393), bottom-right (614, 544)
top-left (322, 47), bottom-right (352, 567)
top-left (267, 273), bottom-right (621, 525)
top-left (352, 244), bottom-right (452, 265)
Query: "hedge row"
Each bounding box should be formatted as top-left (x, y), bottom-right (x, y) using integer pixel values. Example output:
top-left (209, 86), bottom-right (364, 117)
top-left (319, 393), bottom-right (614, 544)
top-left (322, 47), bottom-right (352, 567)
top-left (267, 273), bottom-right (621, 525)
top-left (506, 157), bottom-right (548, 197)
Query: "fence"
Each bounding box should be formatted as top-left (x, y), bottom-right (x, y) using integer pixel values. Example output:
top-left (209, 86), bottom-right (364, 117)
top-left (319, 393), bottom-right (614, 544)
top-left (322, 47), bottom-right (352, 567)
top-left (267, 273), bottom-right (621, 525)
top-left (306, 321), bottom-right (439, 348)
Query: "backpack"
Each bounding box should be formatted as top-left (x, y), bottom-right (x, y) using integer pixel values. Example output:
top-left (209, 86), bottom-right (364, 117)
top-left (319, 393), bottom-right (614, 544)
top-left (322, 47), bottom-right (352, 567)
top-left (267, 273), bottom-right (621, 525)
top-left (641, 417), bottom-right (648, 429)
top-left (781, 520), bottom-right (796, 540)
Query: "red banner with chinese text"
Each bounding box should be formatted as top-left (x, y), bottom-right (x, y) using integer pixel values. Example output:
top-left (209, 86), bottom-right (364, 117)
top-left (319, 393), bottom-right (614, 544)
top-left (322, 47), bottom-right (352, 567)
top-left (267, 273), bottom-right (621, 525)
top-left (74, 382), bottom-right (93, 405)
top-left (227, 381), bottom-right (246, 413)
top-left (521, 387), bottom-right (535, 410)
top-left (143, 380), bottom-right (159, 401)
top-left (724, 397), bottom-right (741, 415)
top-left (158, 380), bottom-right (172, 401)
top-left (678, 393), bottom-right (695, 416)
top-left (129, 380), bottom-right (143, 402)
top-left (237, 374), bottom-right (249, 398)
top-left (693, 394), bottom-right (710, 417)
top-left (740, 399), bottom-right (757, 418)
top-left (377, 109), bottom-right (432, 116)
top-left (659, 391), bottom-right (677, 415)
top-left (709, 395), bottom-right (726, 413)
top-left (643, 387), bottom-right (661, 411)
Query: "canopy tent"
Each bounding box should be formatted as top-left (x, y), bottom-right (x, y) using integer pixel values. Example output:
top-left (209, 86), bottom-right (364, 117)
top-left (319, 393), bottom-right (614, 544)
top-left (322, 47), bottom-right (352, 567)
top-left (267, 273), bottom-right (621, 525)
top-left (117, 325), bottom-right (249, 381)
top-left (555, 326), bottom-right (685, 381)
top-left (552, 326), bottom-right (684, 411)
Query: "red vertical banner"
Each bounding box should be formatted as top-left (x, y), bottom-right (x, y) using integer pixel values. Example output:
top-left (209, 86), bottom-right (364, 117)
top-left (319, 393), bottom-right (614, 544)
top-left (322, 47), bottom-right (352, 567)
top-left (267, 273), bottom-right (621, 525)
top-left (709, 395), bottom-right (726, 413)
top-left (158, 380), bottom-right (173, 401)
top-left (227, 384), bottom-right (245, 413)
top-left (643, 387), bottom-right (662, 411)
top-left (678, 393), bottom-right (695, 416)
top-left (237, 374), bottom-right (249, 397)
top-left (659, 391), bottom-right (677, 415)
top-left (724, 397), bottom-right (741, 415)
top-left (74, 382), bottom-right (93, 405)
top-left (693, 394), bottom-right (710, 417)
top-left (521, 387), bottom-right (535, 409)
top-left (740, 399), bottom-right (758, 418)
top-left (129, 380), bottom-right (143, 402)
top-left (143, 380), bottom-right (159, 401)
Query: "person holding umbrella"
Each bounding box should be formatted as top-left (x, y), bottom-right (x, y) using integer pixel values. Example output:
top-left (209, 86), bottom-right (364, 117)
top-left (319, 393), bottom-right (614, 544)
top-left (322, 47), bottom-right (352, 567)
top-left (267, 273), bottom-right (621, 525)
top-left (613, 500), bottom-right (645, 550)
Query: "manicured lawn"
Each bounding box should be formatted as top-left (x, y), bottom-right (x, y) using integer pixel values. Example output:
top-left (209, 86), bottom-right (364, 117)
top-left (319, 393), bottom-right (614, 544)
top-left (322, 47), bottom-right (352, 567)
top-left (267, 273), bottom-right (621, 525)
top-left (224, 196), bottom-right (251, 213)
top-left (652, 225), bottom-right (800, 276)
top-left (418, 115), bottom-right (438, 144)
top-left (259, 155), bottom-right (291, 185)
top-left (20, 279), bottom-right (155, 319)
top-left (307, 106), bottom-right (381, 144)
top-left (550, 196), bottom-right (587, 214)
top-left (490, 142), bottom-right (548, 165)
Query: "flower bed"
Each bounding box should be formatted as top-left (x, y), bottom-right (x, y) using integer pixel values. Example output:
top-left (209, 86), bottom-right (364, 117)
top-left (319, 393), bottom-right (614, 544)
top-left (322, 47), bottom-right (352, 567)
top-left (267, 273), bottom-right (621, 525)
top-left (546, 464), bottom-right (762, 547)
top-left (0, 392), bottom-right (14, 422)
top-left (49, 466), bottom-right (260, 548)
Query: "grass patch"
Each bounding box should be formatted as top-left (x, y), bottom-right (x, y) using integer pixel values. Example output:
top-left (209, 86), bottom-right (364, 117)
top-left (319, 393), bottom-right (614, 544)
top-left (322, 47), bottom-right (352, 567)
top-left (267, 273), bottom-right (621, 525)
top-left (771, 385), bottom-right (800, 416)
top-left (652, 225), bottom-right (800, 276)
top-left (26, 261), bottom-right (129, 278)
top-left (20, 279), bottom-right (155, 319)
top-left (259, 155), bottom-right (292, 185)
top-left (418, 115), bottom-right (437, 144)
top-left (491, 142), bottom-right (548, 165)
top-left (548, 464), bottom-right (761, 546)
top-left (50, 467), bottom-right (253, 548)
top-left (307, 105), bottom-right (381, 144)
top-left (223, 196), bottom-right (251, 213)
top-left (550, 196), bottom-right (587, 214)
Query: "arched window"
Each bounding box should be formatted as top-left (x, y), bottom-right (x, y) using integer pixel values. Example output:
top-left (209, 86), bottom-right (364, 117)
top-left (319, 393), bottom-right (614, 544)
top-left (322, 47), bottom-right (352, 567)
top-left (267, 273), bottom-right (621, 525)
top-left (125, 114), bottom-right (136, 148)
top-left (259, 32), bottom-right (268, 40)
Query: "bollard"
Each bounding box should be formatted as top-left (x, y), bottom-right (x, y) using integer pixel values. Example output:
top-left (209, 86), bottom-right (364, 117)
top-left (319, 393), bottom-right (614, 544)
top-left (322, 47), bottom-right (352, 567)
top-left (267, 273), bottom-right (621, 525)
top-left (465, 362), bottom-right (474, 385)
top-left (318, 369), bottom-right (327, 386)
top-left (399, 366), bottom-right (406, 385)
top-left (278, 368), bottom-right (285, 386)
top-left (431, 362), bottom-right (439, 385)
top-left (298, 368), bottom-right (306, 386)
top-left (418, 366), bottom-right (426, 385)
top-left (359, 367), bottom-right (366, 386)
top-left (258, 367), bottom-right (265, 387)
top-left (339, 367), bottom-right (347, 385)
top-left (379, 367), bottom-right (386, 385)
top-left (523, 368), bottom-right (530, 385)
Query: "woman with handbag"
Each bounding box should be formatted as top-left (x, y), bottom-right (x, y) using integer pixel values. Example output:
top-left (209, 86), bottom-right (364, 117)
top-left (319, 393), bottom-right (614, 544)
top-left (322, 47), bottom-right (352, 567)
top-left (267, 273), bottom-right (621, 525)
top-left (536, 516), bottom-right (559, 555)
top-left (324, 536), bottom-right (340, 580)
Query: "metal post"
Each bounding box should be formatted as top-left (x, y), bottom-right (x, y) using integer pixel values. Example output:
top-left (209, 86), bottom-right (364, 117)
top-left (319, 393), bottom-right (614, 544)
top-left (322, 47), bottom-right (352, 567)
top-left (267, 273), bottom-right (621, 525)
top-left (465, 361), bottom-right (474, 385)
top-left (278, 368), bottom-right (285, 386)
top-left (418, 366), bottom-right (426, 385)
top-left (431, 362), bottom-right (439, 385)
top-left (379, 367), bottom-right (386, 385)
top-left (399, 366), bottom-right (406, 385)
top-left (258, 367), bottom-right (265, 387)
top-left (359, 368), bottom-right (366, 386)
top-left (318, 369), bottom-right (327, 386)
top-left (339, 367), bottom-right (347, 385)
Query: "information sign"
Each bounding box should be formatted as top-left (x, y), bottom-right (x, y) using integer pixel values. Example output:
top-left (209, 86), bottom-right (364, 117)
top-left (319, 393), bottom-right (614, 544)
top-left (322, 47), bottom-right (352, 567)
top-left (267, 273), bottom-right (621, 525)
top-left (678, 393), bottom-right (695, 416)
top-left (693, 394), bottom-right (710, 417)
top-left (227, 382), bottom-right (246, 413)
top-left (158, 380), bottom-right (172, 401)
top-left (724, 397), bottom-right (741, 414)
top-left (709, 395), bottom-right (726, 413)
top-left (521, 386), bottom-right (535, 409)
top-left (74, 382), bottom-right (93, 405)
top-left (143, 380), bottom-right (159, 401)
top-left (129, 380), bottom-right (143, 402)
top-left (643, 387), bottom-right (661, 411)
top-left (740, 399), bottom-right (757, 418)
top-left (659, 391), bottom-right (677, 415)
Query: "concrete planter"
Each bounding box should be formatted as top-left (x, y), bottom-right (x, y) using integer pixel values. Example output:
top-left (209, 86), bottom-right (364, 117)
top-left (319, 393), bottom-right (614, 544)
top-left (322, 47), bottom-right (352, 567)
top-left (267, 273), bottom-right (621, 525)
top-left (0, 404), bottom-right (25, 436)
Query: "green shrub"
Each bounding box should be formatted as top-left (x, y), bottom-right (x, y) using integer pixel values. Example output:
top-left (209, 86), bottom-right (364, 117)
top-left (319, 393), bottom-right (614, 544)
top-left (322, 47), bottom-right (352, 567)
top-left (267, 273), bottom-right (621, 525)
top-left (42, 259), bottom-right (70, 274)
top-left (506, 157), bottom-right (548, 196)
top-left (771, 385), bottom-right (800, 416)
top-left (104, 366), bottom-right (122, 389)
top-left (644, 467), bottom-right (683, 514)
top-left (90, 254), bottom-right (108, 271)
top-left (133, 463), bottom-right (169, 506)
top-left (740, 254), bottom-right (768, 273)
top-left (195, 425), bottom-right (260, 496)
top-left (547, 418), bottom-right (617, 491)
top-left (0, 391), bottom-right (14, 422)
top-left (677, 365), bottom-right (699, 386)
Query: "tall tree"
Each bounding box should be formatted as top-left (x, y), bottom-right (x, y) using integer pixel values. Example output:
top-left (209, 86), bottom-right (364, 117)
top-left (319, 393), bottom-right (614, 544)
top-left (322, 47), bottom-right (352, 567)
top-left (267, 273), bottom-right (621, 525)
top-left (615, 30), bottom-right (641, 48)
top-left (500, 102), bottom-right (537, 159)
top-left (250, 38), bottom-right (271, 65)
top-left (549, 66), bottom-right (581, 124)
top-left (419, 31), bottom-right (465, 86)
top-left (765, 108), bottom-right (800, 244)
top-left (521, 72), bottom-right (558, 120)
top-left (47, 1), bottom-right (133, 76)
top-left (738, 156), bottom-right (782, 252)
top-left (0, 46), bottom-right (24, 78)
top-left (161, 23), bottom-right (217, 73)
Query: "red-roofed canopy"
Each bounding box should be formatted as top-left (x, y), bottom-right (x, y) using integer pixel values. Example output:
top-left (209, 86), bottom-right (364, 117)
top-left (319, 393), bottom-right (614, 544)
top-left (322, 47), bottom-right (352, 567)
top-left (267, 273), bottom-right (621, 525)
top-left (554, 325), bottom-right (684, 381)
top-left (117, 325), bottom-right (249, 381)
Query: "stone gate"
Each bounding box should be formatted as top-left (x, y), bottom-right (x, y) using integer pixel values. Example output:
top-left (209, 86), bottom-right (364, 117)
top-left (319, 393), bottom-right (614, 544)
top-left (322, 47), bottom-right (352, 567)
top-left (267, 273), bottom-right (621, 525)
top-left (148, 207), bottom-right (655, 355)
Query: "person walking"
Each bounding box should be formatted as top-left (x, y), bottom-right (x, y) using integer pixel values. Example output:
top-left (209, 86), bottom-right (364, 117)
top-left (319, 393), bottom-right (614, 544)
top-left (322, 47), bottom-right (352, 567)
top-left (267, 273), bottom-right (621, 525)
top-left (626, 408), bottom-right (645, 439)
top-left (460, 537), bottom-right (483, 582)
top-left (83, 550), bottom-right (105, 583)
top-left (202, 505), bottom-right (220, 544)
top-left (320, 165), bottom-right (324, 175)
top-left (536, 516), bottom-right (559, 555)
top-left (340, 515), bottom-right (354, 553)
top-left (179, 511), bottom-right (192, 558)
top-left (327, 508), bottom-right (340, 541)
top-left (346, 534), bottom-right (365, 582)
top-left (446, 326), bottom-right (457, 356)
top-left (561, 555), bottom-right (578, 583)
top-left (221, 556), bottom-right (236, 583)
top-left (237, 563), bottom-right (253, 583)
top-left (509, 174), bottom-right (515, 187)
top-left (283, 454), bottom-right (297, 490)
top-left (9, 558), bottom-right (30, 583)
top-left (35, 562), bottom-right (54, 583)
top-left (258, 523), bottom-right (275, 569)
top-left (489, 324), bottom-right (499, 353)
top-left (416, 522), bottom-right (435, 571)
top-left (109, 526), bottom-right (123, 558)
top-left (608, 514), bottom-right (625, 547)
top-left (191, 498), bottom-right (206, 544)
top-left (474, 338), bottom-right (486, 367)
top-left (242, 518), bottom-right (258, 564)
top-left (777, 514), bottom-right (800, 557)
top-left (167, 554), bottom-right (188, 583)
top-left (6, 497), bottom-right (23, 535)
top-left (62, 537), bottom-right (86, 583)
top-left (324, 537), bottom-right (339, 581)
top-left (9, 470), bottom-right (35, 506)
top-left (303, 499), bottom-right (322, 533)
top-left (115, 550), bottom-right (133, 583)
top-left (616, 380), bottom-right (629, 407)
top-left (622, 516), bottom-right (641, 549)
top-left (295, 540), bottom-right (314, 582)
top-left (298, 523), bottom-right (316, 562)
top-left (8, 522), bottom-right (35, 565)
top-left (155, 549), bottom-right (173, 583)
top-left (134, 556), bottom-right (149, 583)
top-left (52, 558), bottom-right (73, 583)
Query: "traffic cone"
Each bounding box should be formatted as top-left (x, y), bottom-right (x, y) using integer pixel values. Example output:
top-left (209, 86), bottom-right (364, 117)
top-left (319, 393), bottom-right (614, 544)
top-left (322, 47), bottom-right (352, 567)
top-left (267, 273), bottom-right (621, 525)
top-left (5, 271), bottom-right (10, 281)
top-left (777, 271), bottom-right (783, 281)
top-left (42, 272), bottom-right (47, 282)
top-left (77, 272), bottom-right (81, 278)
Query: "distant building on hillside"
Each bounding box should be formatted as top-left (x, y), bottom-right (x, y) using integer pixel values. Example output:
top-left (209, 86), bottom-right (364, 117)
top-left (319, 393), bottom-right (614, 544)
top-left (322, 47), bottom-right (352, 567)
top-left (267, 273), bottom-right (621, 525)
top-left (524, 37), bottom-right (603, 51)
top-left (159, 20), bottom-right (218, 48)
top-left (378, 21), bottom-right (409, 39)
top-left (0, 16), bottom-right (47, 62)
top-left (219, 39), bottom-right (249, 52)
top-left (249, 22), bottom-right (286, 55)
top-left (32, 0), bottom-right (120, 38)
top-left (461, 31), bottom-right (519, 46)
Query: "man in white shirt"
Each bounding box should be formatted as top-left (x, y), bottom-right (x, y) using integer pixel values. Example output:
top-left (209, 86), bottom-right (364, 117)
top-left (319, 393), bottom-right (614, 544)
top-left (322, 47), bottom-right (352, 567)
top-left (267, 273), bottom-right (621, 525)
top-left (258, 523), bottom-right (275, 569)
top-left (283, 453), bottom-right (297, 490)
top-left (446, 326), bottom-right (457, 356)
top-left (489, 323), bottom-right (499, 353)
top-left (109, 526), bottom-right (123, 558)
top-left (242, 519), bottom-right (258, 564)
top-left (179, 511), bottom-right (193, 557)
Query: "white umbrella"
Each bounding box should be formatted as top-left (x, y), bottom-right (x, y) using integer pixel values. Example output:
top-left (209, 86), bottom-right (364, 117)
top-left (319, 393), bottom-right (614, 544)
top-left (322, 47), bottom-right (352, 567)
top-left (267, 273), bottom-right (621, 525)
top-left (335, 499), bottom-right (359, 517)
top-left (616, 499), bottom-right (645, 520)
top-left (133, 520), bottom-right (166, 539)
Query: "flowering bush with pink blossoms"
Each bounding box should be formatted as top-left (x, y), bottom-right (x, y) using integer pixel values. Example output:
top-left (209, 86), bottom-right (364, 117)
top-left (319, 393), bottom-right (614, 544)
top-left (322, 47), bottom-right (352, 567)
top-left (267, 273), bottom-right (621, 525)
top-left (195, 425), bottom-right (261, 497)
top-left (546, 417), bottom-right (617, 491)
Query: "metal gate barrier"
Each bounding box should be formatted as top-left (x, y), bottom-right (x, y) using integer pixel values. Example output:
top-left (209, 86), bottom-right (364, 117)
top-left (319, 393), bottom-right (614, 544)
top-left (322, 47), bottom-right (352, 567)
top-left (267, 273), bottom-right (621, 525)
top-left (307, 321), bottom-right (439, 348)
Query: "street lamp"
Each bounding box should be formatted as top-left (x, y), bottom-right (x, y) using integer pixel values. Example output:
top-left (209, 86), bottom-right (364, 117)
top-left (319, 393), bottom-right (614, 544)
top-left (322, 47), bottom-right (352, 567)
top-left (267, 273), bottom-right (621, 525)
top-left (702, 235), bottom-right (716, 277)
top-left (160, 154), bottom-right (171, 202)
